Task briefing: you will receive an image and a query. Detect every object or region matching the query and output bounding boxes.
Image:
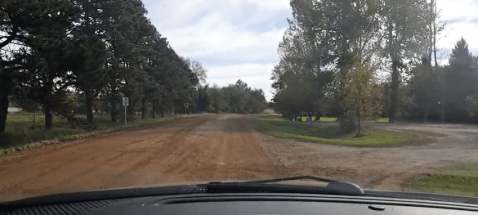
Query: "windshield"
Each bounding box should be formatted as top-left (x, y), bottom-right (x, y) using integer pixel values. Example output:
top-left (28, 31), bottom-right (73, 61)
top-left (1, 0), bottom-right (478, 202)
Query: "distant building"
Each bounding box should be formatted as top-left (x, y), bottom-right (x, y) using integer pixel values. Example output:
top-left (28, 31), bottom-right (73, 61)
top-left (7, 98), bottom-right (22, 113)
top-left (8, 107), bottom-right (22, 113)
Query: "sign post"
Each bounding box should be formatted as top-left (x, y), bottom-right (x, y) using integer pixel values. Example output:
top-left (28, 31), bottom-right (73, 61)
top-left (122, 97), bottom-right (129, 126)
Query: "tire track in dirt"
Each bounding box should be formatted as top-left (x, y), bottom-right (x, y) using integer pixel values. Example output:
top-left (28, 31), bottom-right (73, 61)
top-left (35, 116), bottom-right (212, 193)
top-left (0, 115), bottom-right (285, 201)
top-left (0, 116), bottom-right (208, 199)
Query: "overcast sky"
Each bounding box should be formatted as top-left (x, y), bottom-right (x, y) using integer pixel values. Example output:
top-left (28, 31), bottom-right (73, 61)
top-left (143, 0), bottom-right (478, 101)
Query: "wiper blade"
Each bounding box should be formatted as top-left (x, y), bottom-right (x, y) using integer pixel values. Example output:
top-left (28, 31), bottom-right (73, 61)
top-left (232, 175), bottom-right (338, 184)
top-left (207, 175), bottom-right (364, 196)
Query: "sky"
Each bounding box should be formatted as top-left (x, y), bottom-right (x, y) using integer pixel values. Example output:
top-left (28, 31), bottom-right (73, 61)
top-left (143, 0), bottom-right (478, 101)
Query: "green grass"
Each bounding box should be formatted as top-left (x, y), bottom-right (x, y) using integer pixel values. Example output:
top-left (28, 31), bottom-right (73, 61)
top-left (319, 117), bottom-right (337, 122)
top-left (375, 118), bottom-right (390, 123)
top-left (294, 116), bottom-right (388, 123)
top-left (408, 164), bottom-right (478, 197)
top-left (297, 116), bottom-right (337, 122)
top-left (259, 115), bottom-right (286, 121)
top-left (2, 113), bottom-right (81, 148)
top-left (0, 112), bottom-right (186, 155)
top-left (254, 117), bottom-right (407, 147)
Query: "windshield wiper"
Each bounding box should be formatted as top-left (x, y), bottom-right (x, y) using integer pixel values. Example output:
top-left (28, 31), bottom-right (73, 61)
top-left (229, 175), bottom-right (338, 184)
top-left (207, 175), bottom-right (364, 196)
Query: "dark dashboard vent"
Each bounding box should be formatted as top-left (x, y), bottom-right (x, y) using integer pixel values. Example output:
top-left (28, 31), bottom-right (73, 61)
top-left (1, 199), bottom-right (124, 215)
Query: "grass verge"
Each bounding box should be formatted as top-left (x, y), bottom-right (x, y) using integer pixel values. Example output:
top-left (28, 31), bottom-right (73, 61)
top-left (407, 164), bottom-right (478, 197)
top-left (0, 114), bottom-right (189, 156)
top-left (319, 117), bottom-right (337, 122)
top-left (254, 116), bottom-right (406, 147)
top-left (288, 116), bottom-right (388, 123)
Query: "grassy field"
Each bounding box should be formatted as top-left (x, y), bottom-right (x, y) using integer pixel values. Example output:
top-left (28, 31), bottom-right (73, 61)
top-left (408, 164), bottom-right (478, 197)
top-left (375, 117), bottom-right (390, 123)
top-left (266, 116), bottom-right (338, 122)
top-left (2, 113), bottom-right (81, 148)
top-left (0, 112), bottom-right (183, 152)
top-left (296, 116), bottom-right (337, 122)
top-left (319, 117), bottom-right (338, 122)
top-left (255, 116), bottom-right (406, 147)
top-left (294, 116), bottom-right (388, 123)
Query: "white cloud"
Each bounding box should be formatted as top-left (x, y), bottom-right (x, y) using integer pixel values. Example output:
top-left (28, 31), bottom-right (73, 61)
top-left (437, 0), bottom-right (478, 62)
top-left (163, 18), bottom-right (286, 60)
top-left (143, 0), bottom-right (291, 101)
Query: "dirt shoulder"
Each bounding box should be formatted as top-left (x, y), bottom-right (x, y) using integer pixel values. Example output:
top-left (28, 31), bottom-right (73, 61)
top-left (261, 121), bottom-right (478, 191)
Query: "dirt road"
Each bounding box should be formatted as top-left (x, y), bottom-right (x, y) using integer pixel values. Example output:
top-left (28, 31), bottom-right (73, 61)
top-left (1, 115), bottom-right (478, 201)
top-left (0, 115), bottom-right (287, 201)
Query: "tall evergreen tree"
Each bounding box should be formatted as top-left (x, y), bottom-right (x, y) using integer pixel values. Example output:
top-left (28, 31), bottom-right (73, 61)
top-left (69, 0), bottom-right (114, 123)
top-left (4, 0), bottom-right (78, 130)
top-left (1, 0), bottom-right (67, 132)
top-left (444, 38), bottom-right (477, 122)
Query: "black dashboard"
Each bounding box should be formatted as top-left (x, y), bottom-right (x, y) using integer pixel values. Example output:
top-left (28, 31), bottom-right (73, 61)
top-left (2, 193), bottom-right (478, 215)
top-left (2, 178), bottom-right (478, 215)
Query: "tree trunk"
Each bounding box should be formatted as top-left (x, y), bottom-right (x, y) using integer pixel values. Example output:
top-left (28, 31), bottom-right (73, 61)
top-left (127, 97), bottom-right (136, 116)
top-left (44, 104), bottom-right (53, 130)
top-left (141, 98), bottom-right (146, 119)
top-left (86, 93), bottom-right (94, 123)
top-left (0, 92), bottom-right (9, 134)
top-left (357, 117), bottom-right (361, 135)
top-left (152, 106), bottom-right (156, 119)
top-left (0, 70), bottom-right (13, 134)
top-left (440, 102), bottom-right (445, 123)
top-left (43, 79), bottom-right (54, 130)
top-left (440, 106), bottom-right (445, 123)
top-left (424, 104), bottom-right (429, 123)
top-left (389, 62), bottom-right (400, 123)
top-left (432, 0), bottom-right (438, 68)
top-left (110, 82), bottom-right (117, 123)
top-left (387, 16), bottom-right (400, 123)
top-left (93, 102), bottom-right (98, 118)
top-left (110, 95), bottom-right (117, 122)
top-left (440, 78), bottom-right (446, 123)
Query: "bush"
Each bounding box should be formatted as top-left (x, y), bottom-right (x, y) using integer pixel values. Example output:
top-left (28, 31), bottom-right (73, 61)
top-left (0, 135), bottom-right (13, 148)
top-left (465, 96), bottom-right (478, 123)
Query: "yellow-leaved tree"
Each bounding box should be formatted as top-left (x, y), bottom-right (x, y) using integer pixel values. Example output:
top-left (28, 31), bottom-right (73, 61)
top-left (341, 55), bottom-right (384, 136)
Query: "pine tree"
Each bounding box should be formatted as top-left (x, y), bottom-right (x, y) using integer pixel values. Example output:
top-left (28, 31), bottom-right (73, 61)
top-left (69, 0), bottom-right (114, 123)
top-left (444, 38), bottom-right (476, 122)
top-left (6, 0), bottom-right (78, 130)
top-left (1, 0), bottom-right (57, 133)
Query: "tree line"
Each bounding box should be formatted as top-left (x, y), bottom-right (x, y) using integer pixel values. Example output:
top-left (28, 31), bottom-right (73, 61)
top-left (271, 0), bottom-right (478, 125)
top-left (195, 80), bottom-right (267, 114)
top-left (408, 38), bottom-right (478, 123)
top-left (0, 0), bottom-right (203, 133)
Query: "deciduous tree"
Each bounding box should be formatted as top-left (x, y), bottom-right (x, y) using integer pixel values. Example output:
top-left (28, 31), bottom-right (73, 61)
top-left (341, 56), bottom-right (384, 135)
